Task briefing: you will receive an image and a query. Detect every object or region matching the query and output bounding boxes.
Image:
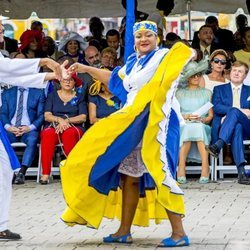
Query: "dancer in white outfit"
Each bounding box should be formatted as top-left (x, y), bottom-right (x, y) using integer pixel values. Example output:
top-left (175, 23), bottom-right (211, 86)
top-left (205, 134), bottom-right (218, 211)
top-left (0, 53), bottom-right (63, 240)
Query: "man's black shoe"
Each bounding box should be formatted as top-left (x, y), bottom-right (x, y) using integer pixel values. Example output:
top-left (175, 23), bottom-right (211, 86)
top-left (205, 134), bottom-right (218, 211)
top-left (238, 173), bottom-right (250, 185)
top-left (0, 230), bottom-right (21, 240)
top-left (14, 172), bottom-right (25, 185)
top-left (205, 144), bottom-right (219, 158)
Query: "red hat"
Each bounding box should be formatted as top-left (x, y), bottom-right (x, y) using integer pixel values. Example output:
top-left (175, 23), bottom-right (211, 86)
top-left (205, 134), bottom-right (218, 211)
top-left (19, 29), bottom-right (44, 51)
top-left (70, 72), bottom-right (82, 87)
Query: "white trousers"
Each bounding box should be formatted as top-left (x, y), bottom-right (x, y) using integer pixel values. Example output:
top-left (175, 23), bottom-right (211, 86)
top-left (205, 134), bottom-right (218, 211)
top-left (0, 139), bottom-right (13, 231)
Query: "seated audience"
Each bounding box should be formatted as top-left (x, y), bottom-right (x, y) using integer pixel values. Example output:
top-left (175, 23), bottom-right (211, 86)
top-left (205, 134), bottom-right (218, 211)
top-left (206, 61), bottom-right (250, 185)
top-left (192, 25), bottom-right (219, 58)
top-left (86, 17), bottom-right (108, 51)
top-left (106, 29), bottom-right (124, 65)
top-left (234, 27), bottom-right (250, 68)
top-left (200, 49), bottom-right (230, 92)
top-left (233, 14), bottom-right (248, 51)
top-left (0, 87), bottom-right (45, 184)
top-left (41, 36), bottom-right (56, 58)
top-left (31, 20), bottom-right (43, 33)
top-left (176, 59), bottom-right (213, 184)
top-left (0, 23), bottom-right (18, 56)
top-left (39, 73), bottom-right (87, 184)
top-left (100, 47), bottom-right (117, 70)
top-left (13, 29), bottom-right (44, 59)
top-left (88, 77), bottom-right (121, 125)
top-left (165, 32), bottom-right (181, 49)
top-left (192, 16), bottom-right (235, 53)
top-left (58, 31), bottom-right (87, 64)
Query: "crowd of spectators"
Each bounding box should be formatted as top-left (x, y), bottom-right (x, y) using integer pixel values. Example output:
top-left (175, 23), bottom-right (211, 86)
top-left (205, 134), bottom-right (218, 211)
top-left (1, 13), bottom-right (250, 185)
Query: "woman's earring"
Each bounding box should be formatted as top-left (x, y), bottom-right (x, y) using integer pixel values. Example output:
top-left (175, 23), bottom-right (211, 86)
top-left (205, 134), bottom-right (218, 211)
top-left (134, 45), bottom-right (137, 51)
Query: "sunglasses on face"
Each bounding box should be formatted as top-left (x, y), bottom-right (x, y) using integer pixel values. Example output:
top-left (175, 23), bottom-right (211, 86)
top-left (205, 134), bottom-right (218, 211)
top-left (190, 72), bottom-right (202, 78)
top-left (212, 58), bottom-right (227, 65)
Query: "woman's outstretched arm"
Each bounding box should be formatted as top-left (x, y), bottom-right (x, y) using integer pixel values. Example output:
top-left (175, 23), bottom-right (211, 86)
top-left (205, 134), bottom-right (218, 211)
top-left (68, 63), bottom-right (112, 86)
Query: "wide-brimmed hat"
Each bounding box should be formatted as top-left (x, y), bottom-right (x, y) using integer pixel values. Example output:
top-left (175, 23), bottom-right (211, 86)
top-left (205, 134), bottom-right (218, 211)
top-left (58, 32), bottom-right (87, 53)
top-left (179, 58), bottom-right (209, 83)
top-left (19, 29), bottom-right (44, 51)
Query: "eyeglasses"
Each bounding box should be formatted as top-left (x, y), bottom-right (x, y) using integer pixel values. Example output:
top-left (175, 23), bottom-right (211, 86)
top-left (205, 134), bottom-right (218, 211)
top-left (212, 58), bottom-right (227, 65)
top-left (190, 72), bottom-right (202, 78)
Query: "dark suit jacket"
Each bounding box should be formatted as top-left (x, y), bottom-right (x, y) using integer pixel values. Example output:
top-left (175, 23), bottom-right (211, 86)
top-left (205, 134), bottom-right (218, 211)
top-left (3, 36), bottom-right (18, 54)
top-left (0, 87), bottom-right (45, 129)
top-left (192, 28), bottom-right (235, 52)
top-left (211, 83), bottom-right (250, 142)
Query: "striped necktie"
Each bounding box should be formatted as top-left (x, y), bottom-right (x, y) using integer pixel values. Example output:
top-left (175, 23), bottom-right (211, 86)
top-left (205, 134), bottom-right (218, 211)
top-left (232, 87), bottom-right (240, 108)
top-left (15, 88), bottom-right (25, 127)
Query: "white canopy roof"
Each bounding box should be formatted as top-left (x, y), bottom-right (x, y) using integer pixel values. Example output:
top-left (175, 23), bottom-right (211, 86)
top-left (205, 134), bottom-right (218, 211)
top-left (0, 0), bottom-right (248, 19)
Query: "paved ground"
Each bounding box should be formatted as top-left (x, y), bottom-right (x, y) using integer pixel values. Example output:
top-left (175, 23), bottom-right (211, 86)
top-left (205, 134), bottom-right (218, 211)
top-left (1, 178), bottom-right (250, 250)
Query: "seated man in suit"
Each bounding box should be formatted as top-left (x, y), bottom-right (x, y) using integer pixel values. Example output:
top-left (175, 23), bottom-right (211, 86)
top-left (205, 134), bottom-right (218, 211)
top-left (192, 25), bottom-right (219, 58)
top-left (206, 61), bottom-right (250, 185)
top-left (0, 24), bottom-right (18, 56)
top-left (0, 87), bottom-right (45, 184)
top-left (106, 29), bottom-right (124, 66)
top-left (192, 16), bottom-right (235, 53)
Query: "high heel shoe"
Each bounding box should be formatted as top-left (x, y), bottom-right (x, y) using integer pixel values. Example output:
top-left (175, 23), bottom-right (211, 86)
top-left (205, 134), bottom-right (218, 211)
top-left (103, 233), bottom-right (133, 243)
top-left (39, 176), bottom-right (50, 185)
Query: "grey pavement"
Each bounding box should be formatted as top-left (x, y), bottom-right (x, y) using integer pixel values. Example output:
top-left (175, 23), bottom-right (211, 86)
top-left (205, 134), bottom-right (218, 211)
top-left (1, 178), bottom-right (250, 250)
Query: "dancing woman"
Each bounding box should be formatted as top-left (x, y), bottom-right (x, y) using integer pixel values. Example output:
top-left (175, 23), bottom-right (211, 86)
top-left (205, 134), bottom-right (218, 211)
top-left (60, 21), bottom-right (194, 247)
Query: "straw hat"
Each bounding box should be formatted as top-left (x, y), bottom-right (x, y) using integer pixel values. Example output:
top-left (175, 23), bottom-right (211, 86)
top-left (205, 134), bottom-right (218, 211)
top-left (58, 32), bottom-right (87, 53)
top-left (179, 58), bottom-right (209, 83)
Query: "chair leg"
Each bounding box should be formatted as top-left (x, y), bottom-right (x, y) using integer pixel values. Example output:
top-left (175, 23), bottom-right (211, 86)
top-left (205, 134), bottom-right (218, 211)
top-left (37, 145), bottom-right (42, 183)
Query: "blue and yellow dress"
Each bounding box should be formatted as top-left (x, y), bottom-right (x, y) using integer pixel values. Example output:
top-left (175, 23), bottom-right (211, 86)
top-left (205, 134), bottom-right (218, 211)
top-left (60, 42), bottom-right (193, 228)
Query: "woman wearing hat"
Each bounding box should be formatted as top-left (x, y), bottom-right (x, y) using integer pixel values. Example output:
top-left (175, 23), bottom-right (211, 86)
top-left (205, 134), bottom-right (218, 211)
top-left (200, 49), bottom-right (230, 92)
top-left (58, 32), bottom-right (87, 64)
top-left (14, 30), bottom-right (44, 59)
top-left (39, 73), bottom-right (87, 184)
top-left (176, 59), bottom-right (213, 184)
top-left (60, 21), bottom-right (193, 247)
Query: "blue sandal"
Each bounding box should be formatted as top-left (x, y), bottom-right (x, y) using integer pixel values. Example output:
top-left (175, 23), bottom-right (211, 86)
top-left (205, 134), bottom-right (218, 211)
top-left (158, 235), bottom-right (190, 247)
top-left (103, 233), bottom-right (133, 243)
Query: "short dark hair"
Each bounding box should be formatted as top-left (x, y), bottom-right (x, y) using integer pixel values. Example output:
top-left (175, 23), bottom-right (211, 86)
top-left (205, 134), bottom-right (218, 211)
top-left (198, 24), bottom-right (213, 33)
top-left (106, 29), bottom-right (120, 39)
top-left (205, 16), bottom-right (218, 25)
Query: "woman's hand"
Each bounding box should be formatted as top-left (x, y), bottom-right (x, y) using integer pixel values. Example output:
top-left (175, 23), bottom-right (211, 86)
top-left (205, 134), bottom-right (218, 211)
top-left (55, 118), bottom-right (71, 133)
top-left (189, 114), bottom-right (200, 121)
top-left (68, 63), bottom-right (88, 74)
top-left (40, 58), bottom-right (62, 80)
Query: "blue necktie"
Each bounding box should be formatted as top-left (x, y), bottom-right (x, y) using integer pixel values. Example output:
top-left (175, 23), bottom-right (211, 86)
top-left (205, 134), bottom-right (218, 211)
top-left (15, 88), bottom-right (25, 127)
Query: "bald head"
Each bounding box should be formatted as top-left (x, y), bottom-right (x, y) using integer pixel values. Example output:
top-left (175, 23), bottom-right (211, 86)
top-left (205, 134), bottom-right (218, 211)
top-left (85, 46), bottom-right (101, 67)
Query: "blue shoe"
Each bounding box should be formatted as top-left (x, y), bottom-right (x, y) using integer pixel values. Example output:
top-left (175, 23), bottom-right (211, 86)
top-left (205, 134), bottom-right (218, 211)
top-left (199, 176), bottom-right (209, 184)
top-left (158, 235), bottom-right (190, 247)
top-left (177, 176), bottom-right (187, 184)
top-left (103, 233), bottom-right (133, 243)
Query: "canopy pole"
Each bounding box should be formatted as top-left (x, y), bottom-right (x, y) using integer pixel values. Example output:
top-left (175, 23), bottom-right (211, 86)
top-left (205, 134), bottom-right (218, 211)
top-left (124, 0), bottom-right (135, 63)
top-left (186, 0), bottom-right (192, 41)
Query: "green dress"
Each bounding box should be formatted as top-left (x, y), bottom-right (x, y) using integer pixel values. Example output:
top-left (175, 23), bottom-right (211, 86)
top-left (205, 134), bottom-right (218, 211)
top-left (176, 87), bottom-right (212, 162)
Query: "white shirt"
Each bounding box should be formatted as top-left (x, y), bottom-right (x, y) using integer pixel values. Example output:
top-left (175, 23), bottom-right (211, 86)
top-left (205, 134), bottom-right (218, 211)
top-left (0, 52), bottom-right (47, 106)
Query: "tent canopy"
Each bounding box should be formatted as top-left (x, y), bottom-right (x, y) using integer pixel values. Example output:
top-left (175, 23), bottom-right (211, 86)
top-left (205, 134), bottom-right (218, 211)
top-left (0, 0), bottom-right (248, 19)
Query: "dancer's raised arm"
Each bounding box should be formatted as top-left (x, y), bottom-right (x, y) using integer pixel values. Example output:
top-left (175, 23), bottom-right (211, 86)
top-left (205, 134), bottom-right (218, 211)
top-left (68, 63), bottom-right (112, 85)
